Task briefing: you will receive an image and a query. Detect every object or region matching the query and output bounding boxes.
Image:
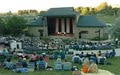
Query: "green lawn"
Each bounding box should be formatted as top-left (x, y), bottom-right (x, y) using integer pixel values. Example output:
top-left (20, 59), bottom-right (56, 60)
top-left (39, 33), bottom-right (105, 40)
top-left (0, 56), bottom-right (120, 75)
top-left (97, 14), bottom-right (117, 24)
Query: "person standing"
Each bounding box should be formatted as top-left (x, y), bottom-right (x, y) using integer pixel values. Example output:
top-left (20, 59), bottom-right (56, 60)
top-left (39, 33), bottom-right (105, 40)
top-left (30, 52), bottom-right (38, 70)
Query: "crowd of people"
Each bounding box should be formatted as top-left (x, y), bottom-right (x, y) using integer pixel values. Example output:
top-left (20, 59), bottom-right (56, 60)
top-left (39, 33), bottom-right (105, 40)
top-left (0, 36), bottom-right (115, 51)
top-left (3, 52), bottom-right (48, 72)
top-left (72, 49), bottom-right (116, 65)
top-left (21, 37), bottom-right (115, 51)
top-left (0, 36), bottom-right (117, 75)
top-left (0, 47), bottom-right (115, 74)
top-left (72, 49), bottom-right (116, 75)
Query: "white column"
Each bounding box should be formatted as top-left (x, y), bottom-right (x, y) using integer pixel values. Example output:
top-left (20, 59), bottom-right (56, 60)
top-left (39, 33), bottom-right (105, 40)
top-left (66, 18), bottom-right (70, 33)
top-left (55, 18), bottom-right (59, 33)
top-left (72, 19), bottom-right (75, 33)
top-left (61, 18), bottom-right (65, 33)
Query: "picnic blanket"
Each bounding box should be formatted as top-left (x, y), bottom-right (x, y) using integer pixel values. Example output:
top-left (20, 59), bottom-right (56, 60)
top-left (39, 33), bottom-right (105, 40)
top-left (81, 69), bottom-right (115, 75)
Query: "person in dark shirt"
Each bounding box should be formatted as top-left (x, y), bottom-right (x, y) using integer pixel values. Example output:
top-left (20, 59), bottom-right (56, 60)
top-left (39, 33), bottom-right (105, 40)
top-left (110, 49), bottom-right (116, 57)
top-left (22, 58), bottom-right (28, 68)
top-left (37, 56), bottom-right (47, 69)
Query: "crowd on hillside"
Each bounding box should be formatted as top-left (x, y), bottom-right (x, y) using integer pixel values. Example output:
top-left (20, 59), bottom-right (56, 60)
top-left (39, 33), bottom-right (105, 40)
top-left (0, 36), bottom-right (117, 74)
top-left (0, 45), bottom-right (116, 74)
top-left (0, 36), bottom-right (116, 51)
top-left (0, 36), bottom-right (115, 51)
top-left (21, 37), bottom-right (115, 50)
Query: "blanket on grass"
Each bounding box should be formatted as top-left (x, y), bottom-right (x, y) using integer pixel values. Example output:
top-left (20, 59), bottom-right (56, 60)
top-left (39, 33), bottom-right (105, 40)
top-left (81, 69), bottom-right (115, 75)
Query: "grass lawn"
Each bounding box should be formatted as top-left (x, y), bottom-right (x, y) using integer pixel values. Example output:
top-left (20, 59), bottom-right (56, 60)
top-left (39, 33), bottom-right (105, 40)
top-left (97, 14), bottom-right (117, 24)
top-left (0, 56), bottom-right (120, 75)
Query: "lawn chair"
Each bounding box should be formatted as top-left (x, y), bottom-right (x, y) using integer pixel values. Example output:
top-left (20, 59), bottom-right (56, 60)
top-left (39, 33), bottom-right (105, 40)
top-left (54, 62), bottom-right (62, 71)
top-left (89, 57), bottom-right (98, 64)
top-left (63, 62), bottom-right (72, 71)
top-left (16, 62), bottom-right (23, 68)
top-left (0, 55), bottom-right (5, 67)
top-left (73, 57), bottom-right (80, 63)
top-left (38, 63), bottom-right (46, 70)
top-left (28, 62), bottom-right (35, 71)
top-left (99, 58), bottom-right (106, 65)
top-left (14, 62), bottom-right (28, 73)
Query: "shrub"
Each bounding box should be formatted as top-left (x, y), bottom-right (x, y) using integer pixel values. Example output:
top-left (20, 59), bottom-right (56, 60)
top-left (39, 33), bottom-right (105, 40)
top-left (91, 36), bottom-right (108, 41)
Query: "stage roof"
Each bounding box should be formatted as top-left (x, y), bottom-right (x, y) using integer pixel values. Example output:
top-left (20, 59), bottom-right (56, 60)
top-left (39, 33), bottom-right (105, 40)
top-left (26, 16), bottom-right (44, 27)
top-left (77, 15), bottom-right (106, 27)
top-left (43, 7), bottom-right (79, 17)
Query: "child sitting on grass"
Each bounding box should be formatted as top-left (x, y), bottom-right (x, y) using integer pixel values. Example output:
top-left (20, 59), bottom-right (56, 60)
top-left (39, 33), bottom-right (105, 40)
top-left (73, 68), bottom-right (82, 75)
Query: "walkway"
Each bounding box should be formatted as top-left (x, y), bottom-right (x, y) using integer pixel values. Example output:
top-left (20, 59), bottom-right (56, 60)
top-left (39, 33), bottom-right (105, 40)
top-left (69, 48), bottom-right (120, 56)
top-left (0, 44), bottom-right (120, 56)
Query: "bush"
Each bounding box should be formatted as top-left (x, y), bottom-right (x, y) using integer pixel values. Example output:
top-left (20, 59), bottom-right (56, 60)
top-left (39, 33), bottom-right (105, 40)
top-left (91, 36), bottom-right (108, 41)
top-left (62, 38), bottom-right (71, 43)
top-left (41, 36), bottom-right (50, 42)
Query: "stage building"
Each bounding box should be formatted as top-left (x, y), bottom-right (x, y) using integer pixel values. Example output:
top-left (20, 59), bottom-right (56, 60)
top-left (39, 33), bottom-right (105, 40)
top-left (27, 7), bottom-right (108, 39)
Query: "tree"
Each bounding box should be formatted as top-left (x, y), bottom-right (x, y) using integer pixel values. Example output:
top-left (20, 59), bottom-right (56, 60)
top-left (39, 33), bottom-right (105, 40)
top-left (81, 7), bottom-right (89, 15)
top-left (18, 10), bottom-right (38, 15)
top-left (89, 7), bottom-right (96, 15)
top-left (111, 17), bottom-right (120, 40)
top-left (5, 16), bottom-right (27, 36)
top-left (117, 9), bottom-right (120, 16)
top-left (96, 2), bottom-right (108, 12)
top-left (0, 18), bottom-right (6, 35)
top-left (75, 7), bottom-right (83, 13)
top-left (39, 10), bottom-right (46, 15)
top-left (112, 8), bottom-right (119, 16)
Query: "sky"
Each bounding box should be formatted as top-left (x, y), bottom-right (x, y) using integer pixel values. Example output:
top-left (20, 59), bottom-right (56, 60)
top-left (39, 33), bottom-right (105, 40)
top-left (0, 0), bottom-right (120, 13)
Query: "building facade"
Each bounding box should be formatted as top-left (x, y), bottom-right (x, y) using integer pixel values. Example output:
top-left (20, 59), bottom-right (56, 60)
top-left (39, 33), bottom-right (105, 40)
top-left (27, 7), bottom-right (108, 39)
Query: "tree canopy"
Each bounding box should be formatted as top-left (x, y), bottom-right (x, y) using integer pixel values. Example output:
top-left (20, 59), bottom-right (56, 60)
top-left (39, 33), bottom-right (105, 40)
top-left (96, 2), bottom-right (108, 12)
top-left (111, 17), bottom-right (120, 40)
top-left (75, 2), bottom-right (120, 16)
top-left (5, 16), bottom-right (27, 36)
top-left (0, 17), bottom-right (6, 35)
top-left (18, 10), bottom-right (38, 15)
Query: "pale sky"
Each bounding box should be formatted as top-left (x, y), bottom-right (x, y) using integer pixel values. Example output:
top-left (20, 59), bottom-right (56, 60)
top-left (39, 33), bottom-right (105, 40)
top-left (0, 0), bottom-right (120, 13)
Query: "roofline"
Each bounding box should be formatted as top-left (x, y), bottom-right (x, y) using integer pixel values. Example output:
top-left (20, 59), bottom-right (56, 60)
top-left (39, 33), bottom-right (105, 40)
top-left (44, 15), bottom-right (76, 17)
top-left (43, 14), bottom-right (77, 17)
top-left (27, 25), bottom-right (44, 27)
top-left (77, 26), bottom-right (106, 28)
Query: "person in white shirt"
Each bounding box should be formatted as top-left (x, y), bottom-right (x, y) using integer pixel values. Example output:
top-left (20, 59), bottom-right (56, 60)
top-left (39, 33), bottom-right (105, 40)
top-left (72, 54), bottom-right (81, 63)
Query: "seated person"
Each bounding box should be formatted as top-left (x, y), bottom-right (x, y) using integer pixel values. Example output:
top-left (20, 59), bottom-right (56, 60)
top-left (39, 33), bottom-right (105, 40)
top-left (54, 57), bottom-right (62, 70)
top-left (62, 59), bottom-right (72, 70)
top-left (110, 49), bottom-right (116, 57)
top-left (85, 52), bottom-right (91, 58)
top-left (15, 57), bottom-right (23, 68)
top-left (97, 54), bottom-right (106, 64)
top-left (72, 68), bottom-right (82, 75)
top-left (60, 51), bottom-right (66, 59)
top-left (96, 50), bottom-right (102, 56)
top-left (90, 52), bottom-right (96, 57)
top-left (72, 54), bottom-right (81, 63)
top-left (2, 48), bottom-right (9, 57)
top-left (55, 56), bottom-right (62, 64)
top-left (56, 56), bottom-right (61, 62)
top-left (79, 52), bottom-right (85, 58)
top-left (87, 60), bottom-right (98, 73)
top-left (89, 55), bottom-right (98, 64)
top-left (82, 58), bottom-right (90, 73)
top-left (79, 52), bottom-right (85, 63)
top-left (37, 56), bottom-right (47, 69)
top-left (13, 57), bottom-right (28, 73)
top-left (22, 58), bottom-right (28, 68)
top-left (17, 57), bottom-right (23, 63)
top-left (5, 58), bottom-right (14, 70)
top-left (105, 51), bottom-right (110, 58)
